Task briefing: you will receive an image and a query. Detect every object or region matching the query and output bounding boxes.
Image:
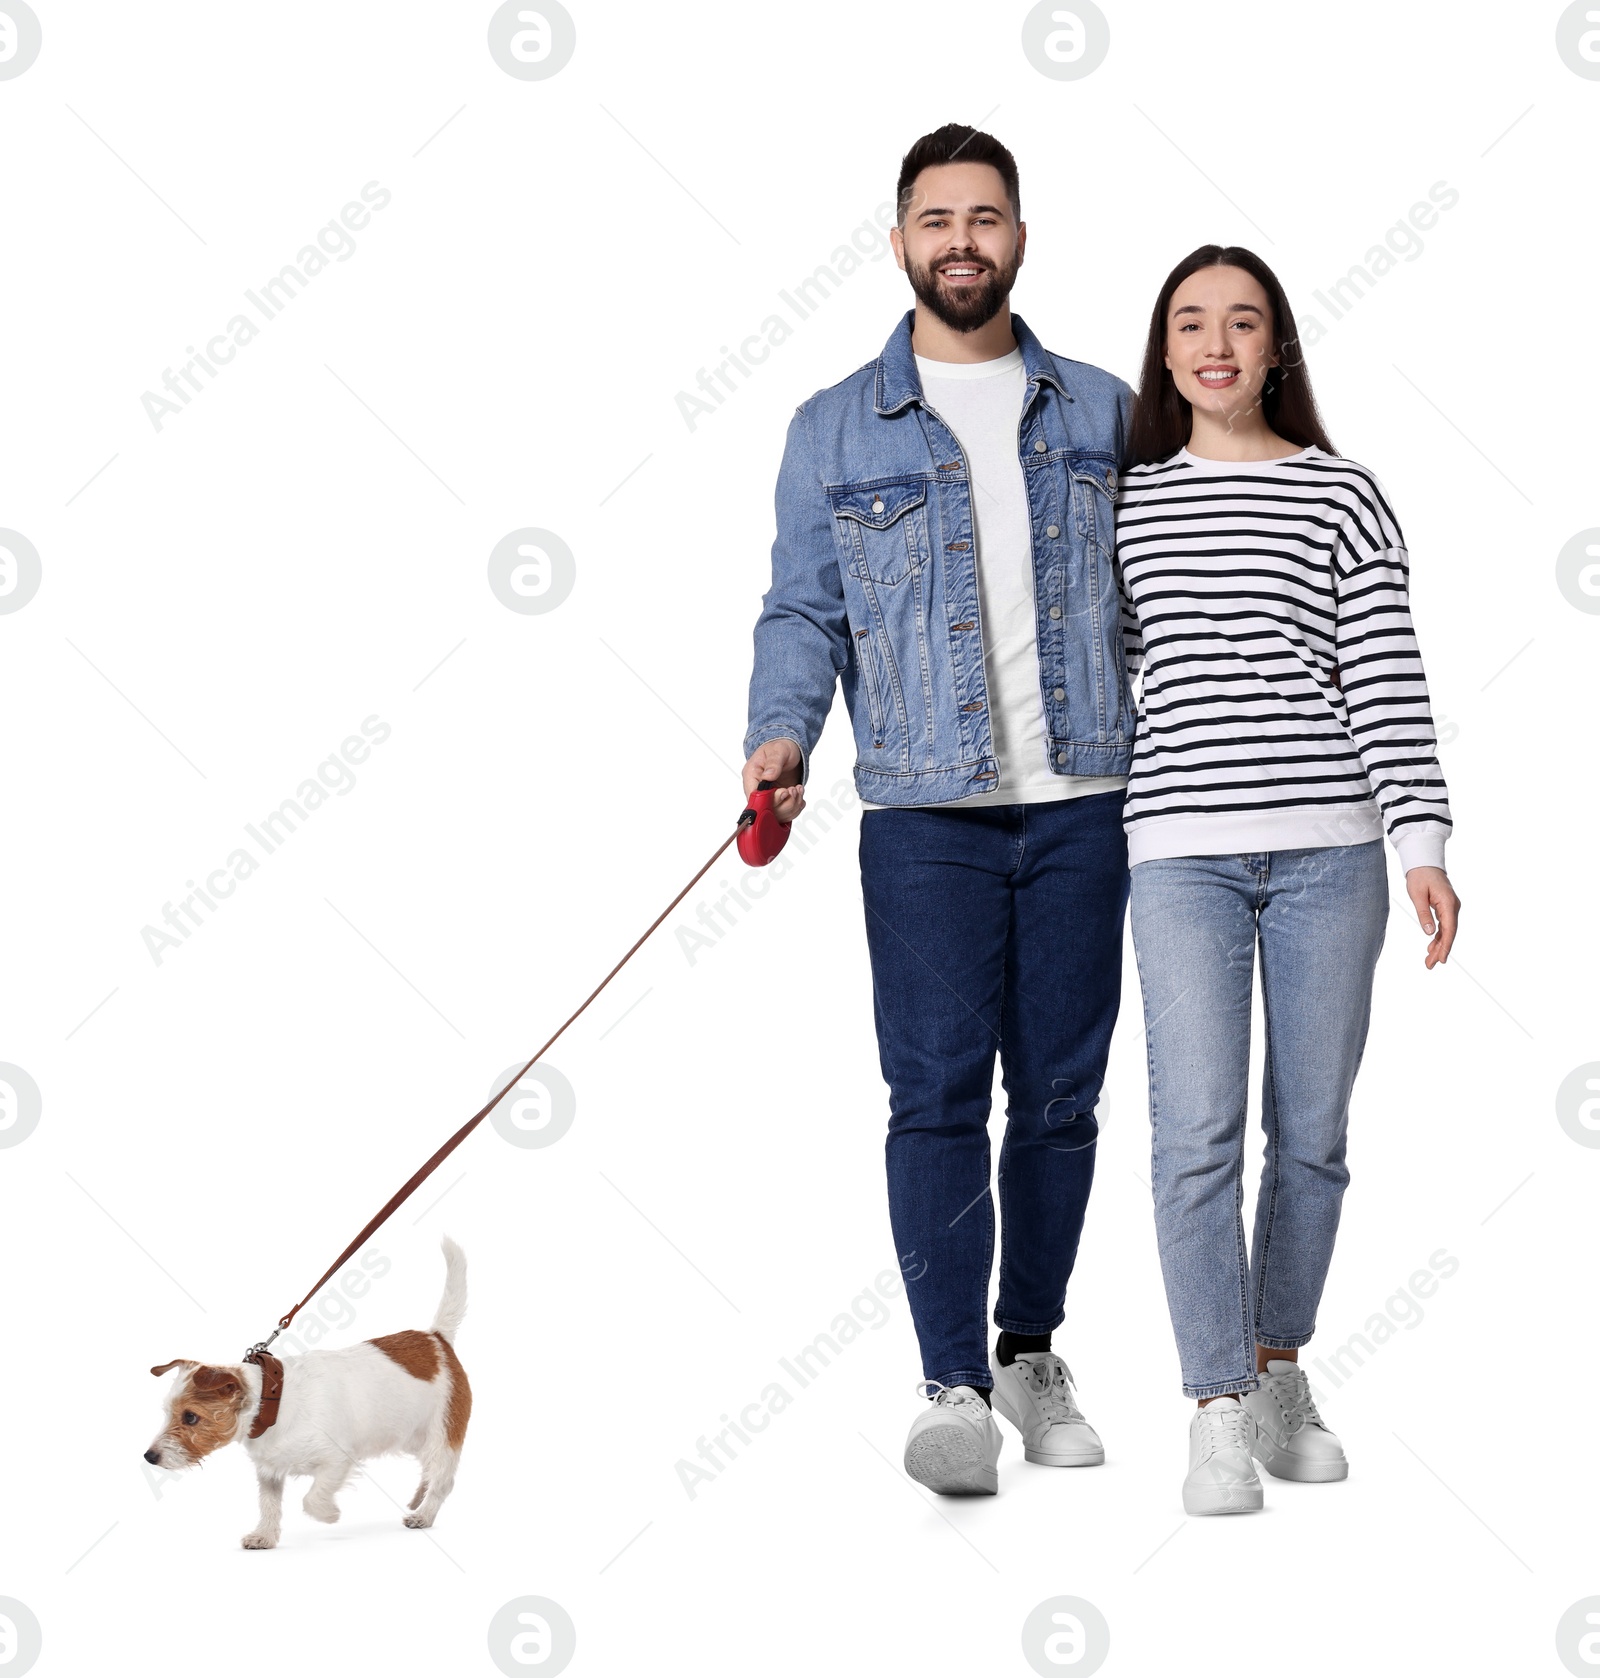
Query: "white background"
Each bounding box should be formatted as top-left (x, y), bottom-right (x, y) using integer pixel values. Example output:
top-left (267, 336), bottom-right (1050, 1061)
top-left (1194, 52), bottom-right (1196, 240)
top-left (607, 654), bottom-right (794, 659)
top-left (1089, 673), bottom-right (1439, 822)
top-left (1, 2), bottom-right (1595, 1674)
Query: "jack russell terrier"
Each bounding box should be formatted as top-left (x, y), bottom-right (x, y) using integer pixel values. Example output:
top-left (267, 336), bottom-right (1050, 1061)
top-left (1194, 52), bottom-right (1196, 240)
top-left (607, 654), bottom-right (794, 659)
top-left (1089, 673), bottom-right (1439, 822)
top-left (145, 1235), bottom-right (471, 1548)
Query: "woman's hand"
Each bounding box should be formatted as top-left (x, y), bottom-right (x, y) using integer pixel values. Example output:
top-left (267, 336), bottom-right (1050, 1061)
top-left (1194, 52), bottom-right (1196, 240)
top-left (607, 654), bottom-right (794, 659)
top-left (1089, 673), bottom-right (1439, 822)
top-left (742, 738), bottom-right (806, 822)
top-left (1404, 866), bottom-right (1459, 969)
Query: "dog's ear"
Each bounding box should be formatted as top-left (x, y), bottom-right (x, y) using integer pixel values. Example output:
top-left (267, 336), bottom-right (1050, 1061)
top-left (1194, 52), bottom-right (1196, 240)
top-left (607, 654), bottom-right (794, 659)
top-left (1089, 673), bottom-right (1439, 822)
top-left (151, 1359), bottom-right (198, 1378)
top-left (191, 1365), bottom-right (242, 1399)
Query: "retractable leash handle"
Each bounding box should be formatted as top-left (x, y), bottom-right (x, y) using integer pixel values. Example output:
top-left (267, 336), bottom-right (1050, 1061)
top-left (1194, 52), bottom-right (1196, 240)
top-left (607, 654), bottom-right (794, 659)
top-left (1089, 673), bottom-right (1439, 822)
top-left (736, 778), bottom-right (793, 867)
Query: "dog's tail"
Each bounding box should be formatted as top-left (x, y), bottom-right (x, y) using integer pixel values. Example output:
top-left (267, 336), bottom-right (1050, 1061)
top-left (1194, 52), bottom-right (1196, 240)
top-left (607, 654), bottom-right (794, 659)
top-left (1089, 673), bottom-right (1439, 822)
top-left (431, 1236), bottom-right (468, 1345)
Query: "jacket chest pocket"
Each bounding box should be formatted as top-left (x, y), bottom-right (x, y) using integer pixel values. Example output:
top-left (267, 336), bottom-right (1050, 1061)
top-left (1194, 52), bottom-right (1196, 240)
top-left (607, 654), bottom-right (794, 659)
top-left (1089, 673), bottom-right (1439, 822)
top-left (1067, 458), bottom-right (1118, 555)
top-left (830, 476), bottom-right (928, 587)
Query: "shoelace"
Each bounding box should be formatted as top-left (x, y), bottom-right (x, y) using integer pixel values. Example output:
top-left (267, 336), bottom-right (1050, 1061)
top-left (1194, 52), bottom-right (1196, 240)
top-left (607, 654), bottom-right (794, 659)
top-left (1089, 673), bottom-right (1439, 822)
top-left (913, 1379), bottom-right (988, 1416)
top-left (1021, 1354), bottom-right (1086, 1426)
top-left (1196, 1403), bottom-right (1253, 1457)
top-left (1263, 1364), bottom-right (1326, 1434)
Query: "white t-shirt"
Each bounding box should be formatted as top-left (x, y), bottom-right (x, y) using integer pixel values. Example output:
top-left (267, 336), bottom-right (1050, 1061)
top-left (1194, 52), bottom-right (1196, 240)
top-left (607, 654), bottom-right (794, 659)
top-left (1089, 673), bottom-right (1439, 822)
top-left (861, 347), bottom-right (1127, 811)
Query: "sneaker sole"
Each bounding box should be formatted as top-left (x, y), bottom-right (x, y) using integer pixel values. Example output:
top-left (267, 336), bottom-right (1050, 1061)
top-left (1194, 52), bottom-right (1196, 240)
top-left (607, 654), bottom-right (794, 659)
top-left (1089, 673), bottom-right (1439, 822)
top-left (904, 1424), bottom-right (998, 1495)
top-left (990, 1392), bottom-right (1105, 1467)
top-left (1252, 1439), bottom-right (1348, 1483)
top-left (1182, 1481), bottom-right (1264, 1515)
top-left (1020, 1445), bottom-right (1105, 1467)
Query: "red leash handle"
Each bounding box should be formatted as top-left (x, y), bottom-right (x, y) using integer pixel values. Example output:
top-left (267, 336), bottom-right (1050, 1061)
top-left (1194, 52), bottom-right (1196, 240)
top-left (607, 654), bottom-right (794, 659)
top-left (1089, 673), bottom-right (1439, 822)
top-left (736, 779), bottom-right (793, 867)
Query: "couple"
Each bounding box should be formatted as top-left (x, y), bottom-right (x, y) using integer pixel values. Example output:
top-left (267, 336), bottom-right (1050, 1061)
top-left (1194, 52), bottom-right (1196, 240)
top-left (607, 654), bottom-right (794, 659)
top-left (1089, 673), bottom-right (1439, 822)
top-left (740, 124), bottom-right (1459, 1516)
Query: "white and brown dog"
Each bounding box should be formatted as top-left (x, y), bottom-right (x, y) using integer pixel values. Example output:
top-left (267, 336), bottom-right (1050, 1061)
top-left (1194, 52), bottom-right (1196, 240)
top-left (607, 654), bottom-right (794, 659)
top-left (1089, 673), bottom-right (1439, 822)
top-left (145, 1236), bottom-right (471, 1548)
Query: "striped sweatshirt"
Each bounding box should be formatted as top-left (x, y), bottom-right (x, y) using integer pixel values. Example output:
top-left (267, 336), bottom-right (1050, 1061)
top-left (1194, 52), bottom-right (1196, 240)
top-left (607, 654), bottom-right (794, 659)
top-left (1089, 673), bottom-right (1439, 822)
top-left (1114, 445), bottom-right (1452, 870)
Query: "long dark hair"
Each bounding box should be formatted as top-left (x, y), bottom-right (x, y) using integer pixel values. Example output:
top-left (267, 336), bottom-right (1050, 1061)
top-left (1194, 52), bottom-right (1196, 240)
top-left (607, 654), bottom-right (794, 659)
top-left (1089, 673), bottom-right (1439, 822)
top-left (1126, 245), bottom-right (1336, 467)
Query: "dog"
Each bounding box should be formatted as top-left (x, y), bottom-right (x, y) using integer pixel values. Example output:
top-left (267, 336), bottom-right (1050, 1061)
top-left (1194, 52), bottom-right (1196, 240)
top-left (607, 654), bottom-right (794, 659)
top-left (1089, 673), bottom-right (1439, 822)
top-left (145, 1235), bottom-right (471, 1549)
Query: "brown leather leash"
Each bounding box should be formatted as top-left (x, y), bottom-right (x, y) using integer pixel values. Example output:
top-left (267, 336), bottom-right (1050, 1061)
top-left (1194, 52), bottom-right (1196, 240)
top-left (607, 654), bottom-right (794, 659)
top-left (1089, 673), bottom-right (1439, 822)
top-left (239, 805), bottom-right (762, 1411)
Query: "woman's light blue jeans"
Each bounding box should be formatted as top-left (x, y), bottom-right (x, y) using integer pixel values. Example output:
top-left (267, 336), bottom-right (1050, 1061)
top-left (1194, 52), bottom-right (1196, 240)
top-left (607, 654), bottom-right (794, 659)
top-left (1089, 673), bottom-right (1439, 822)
top-left (1128, 843), bottom-right (1389, 1398)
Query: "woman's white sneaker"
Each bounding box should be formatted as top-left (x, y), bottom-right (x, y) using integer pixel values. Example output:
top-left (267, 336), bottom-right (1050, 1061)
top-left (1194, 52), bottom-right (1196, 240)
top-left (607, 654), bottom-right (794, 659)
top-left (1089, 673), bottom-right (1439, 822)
top-left (990, 1351), bottom-right (1105, 1466)
top-left (1183, 1397), bottom-right (1264, 1515)
top-left (1242, 1360), bottom-right (1349, 1482)
top-left (903, 1382), bottom-right (1002, 1495)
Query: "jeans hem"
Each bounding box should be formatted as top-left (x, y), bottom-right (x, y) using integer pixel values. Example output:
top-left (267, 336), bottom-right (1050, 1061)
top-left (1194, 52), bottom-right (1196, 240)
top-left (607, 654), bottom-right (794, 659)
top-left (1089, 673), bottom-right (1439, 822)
top-left (1254, 1331), bottom-right (1313, 1351)
top-left (1185, 1375), bottom-right (1261, 1400)
top-left (927, 1370), bottom-right (994, 1393)
top-left (992, 1312), bottom-right (1065, 1336)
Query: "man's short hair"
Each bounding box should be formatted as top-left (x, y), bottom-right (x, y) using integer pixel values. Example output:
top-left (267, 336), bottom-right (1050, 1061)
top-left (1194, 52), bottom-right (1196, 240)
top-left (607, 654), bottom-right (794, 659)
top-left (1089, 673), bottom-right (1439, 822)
top-left (896, 124), bottom-right (1021, 228)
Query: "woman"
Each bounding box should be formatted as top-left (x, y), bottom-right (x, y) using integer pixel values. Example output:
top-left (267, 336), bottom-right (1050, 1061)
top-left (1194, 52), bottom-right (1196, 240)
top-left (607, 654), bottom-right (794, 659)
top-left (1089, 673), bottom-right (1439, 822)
top-left (1115, 245), bottom-right (1459, 1515)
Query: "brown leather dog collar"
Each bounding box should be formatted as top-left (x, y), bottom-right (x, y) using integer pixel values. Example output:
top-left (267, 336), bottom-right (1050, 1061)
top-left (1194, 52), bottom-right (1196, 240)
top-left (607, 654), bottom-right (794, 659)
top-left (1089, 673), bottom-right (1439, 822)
top-left (243, 1349), bottom-right (284, 1437)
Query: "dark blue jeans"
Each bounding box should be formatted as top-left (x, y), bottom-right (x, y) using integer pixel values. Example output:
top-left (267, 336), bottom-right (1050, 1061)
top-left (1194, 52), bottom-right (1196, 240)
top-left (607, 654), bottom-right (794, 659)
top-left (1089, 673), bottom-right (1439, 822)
top-left (858, 790), bottom-right (1129, 1391)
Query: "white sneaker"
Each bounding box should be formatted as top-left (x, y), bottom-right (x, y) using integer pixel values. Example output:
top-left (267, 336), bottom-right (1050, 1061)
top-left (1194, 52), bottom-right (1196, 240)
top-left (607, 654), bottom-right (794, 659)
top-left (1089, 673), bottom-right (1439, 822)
top-left (991, 1351), bottom-right (1104, 1466)
top-left (903, 1382), bottom-right (1002, 1495)
top-left (1242, 1360), bottom-right (1349, 1482)
top-left (1183, 1397), bottom-right (1264, 1515)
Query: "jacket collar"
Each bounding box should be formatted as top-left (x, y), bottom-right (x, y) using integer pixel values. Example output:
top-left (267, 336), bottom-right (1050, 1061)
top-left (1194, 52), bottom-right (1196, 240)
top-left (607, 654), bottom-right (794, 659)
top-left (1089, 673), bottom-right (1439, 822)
top-left (873, 307), bottom-right (1066, 415)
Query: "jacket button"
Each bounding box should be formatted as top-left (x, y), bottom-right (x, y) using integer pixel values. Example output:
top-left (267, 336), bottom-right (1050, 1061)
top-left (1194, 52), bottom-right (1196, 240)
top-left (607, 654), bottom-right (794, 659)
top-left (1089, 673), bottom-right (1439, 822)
top-left (871, 499), bottom-right (884, 513)
top-left (1046, 524), bottom-right (1059, 538)
top-left (1105, 469), bottom-right (1117, 490)
top-left (1049, 605), bottom-right (1062, 619)
top-left (1053, 687), bottom-right (1066, 700)
top-left (1034, 439), bottom-right (1047, 453)
top-left (1056, 751), bottom-right (1069, 765)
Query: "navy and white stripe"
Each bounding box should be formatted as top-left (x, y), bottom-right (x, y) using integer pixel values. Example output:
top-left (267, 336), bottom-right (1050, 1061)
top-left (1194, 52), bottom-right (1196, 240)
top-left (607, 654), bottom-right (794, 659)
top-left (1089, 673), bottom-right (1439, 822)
top-left (1114, 446), bottom-right (1451, 869)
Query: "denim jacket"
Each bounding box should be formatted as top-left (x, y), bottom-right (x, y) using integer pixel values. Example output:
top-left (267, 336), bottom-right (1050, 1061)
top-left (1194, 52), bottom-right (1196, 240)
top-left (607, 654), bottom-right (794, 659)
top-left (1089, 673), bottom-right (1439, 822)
top-left (743, 309), bottom-right (1137, 805)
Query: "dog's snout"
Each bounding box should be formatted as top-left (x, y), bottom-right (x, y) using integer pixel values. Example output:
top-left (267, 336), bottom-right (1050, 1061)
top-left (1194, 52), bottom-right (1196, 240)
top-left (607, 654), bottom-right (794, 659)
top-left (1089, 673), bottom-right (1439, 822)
top-left (144, 1448), bottom-right (162, 1464)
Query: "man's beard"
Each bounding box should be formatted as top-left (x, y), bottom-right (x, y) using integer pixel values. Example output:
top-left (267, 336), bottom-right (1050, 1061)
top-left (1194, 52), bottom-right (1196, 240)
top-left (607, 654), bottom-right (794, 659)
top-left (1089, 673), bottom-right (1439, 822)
top-left (907, 248), bottom-right (1021, 333)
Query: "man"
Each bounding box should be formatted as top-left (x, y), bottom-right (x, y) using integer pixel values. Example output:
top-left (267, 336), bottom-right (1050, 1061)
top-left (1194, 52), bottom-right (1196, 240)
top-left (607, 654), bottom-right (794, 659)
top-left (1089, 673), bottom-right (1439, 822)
top-left (741, 125), bottom-right (1136, 1495)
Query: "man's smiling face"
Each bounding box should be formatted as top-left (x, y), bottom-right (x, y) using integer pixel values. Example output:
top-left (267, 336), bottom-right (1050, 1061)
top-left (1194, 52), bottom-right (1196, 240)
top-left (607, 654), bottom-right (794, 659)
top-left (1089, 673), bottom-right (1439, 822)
top-left (892, 161), bottom-right (1025, 333)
